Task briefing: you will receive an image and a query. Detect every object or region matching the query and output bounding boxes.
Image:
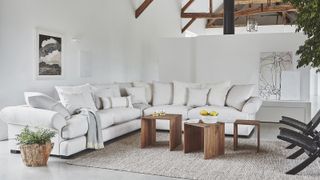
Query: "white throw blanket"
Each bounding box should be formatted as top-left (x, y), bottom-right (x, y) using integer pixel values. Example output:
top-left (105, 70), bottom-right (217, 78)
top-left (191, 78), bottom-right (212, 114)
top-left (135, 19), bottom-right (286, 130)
top-left (75, 108), bottom-right (104, 149)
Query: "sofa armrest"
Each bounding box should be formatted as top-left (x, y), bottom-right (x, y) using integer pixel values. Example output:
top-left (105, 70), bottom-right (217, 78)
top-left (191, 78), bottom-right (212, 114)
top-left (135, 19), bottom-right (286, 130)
top-left (0, 106), bottom-right (67, 131)
top-left (242, 97), bottom-right (263, 114)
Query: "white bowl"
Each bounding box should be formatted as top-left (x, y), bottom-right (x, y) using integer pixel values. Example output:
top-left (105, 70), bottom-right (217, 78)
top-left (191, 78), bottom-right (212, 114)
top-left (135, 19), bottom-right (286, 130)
top-left (200, 115), bottom-right (218, 124)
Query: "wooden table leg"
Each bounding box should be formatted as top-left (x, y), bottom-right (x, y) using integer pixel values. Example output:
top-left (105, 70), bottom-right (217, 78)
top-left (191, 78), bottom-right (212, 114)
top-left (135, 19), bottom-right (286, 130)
top-left (184, 124), bottom-right (202, 153)
top-left (141, 118), bottom-right (156, 148)
top-left (218, 123), bottom-right (225, 155)
top-left (233, 123), bottom-right (238, 150)
top-left (257, 124), bottom-right (260, 153)
top-left (169, 116), bottom-right (182, 151)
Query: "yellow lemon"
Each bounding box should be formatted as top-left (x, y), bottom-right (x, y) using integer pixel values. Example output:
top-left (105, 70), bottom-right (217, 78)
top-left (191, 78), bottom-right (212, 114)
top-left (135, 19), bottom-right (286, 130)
top-left (210, 111), bottom-right (218, 116)
top-left (200, 110), bottom-right (209, 116)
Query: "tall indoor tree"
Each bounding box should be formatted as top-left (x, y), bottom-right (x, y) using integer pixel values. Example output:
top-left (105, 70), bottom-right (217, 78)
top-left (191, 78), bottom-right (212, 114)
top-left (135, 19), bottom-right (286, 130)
top-left (285, 0), bottom-right (320, 71)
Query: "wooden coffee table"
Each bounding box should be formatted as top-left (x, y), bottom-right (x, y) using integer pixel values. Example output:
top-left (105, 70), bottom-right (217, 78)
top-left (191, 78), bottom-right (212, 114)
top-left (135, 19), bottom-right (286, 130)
top-left (184, 122), bottom-right (225, 159)
top-left (140, 114), bottom-right (182, 151)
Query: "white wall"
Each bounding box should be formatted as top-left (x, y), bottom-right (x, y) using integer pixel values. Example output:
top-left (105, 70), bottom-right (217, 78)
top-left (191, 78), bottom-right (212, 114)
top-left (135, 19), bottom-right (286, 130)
top-left (158, 33), bottom-right (309, 99)
top-left (0, 0), bottom-right (182, 140)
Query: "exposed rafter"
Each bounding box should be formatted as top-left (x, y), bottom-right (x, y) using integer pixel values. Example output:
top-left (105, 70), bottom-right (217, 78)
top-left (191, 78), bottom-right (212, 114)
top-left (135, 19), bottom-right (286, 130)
top-left (135, 0), bottom-right (154, 18)
top-left (181, 0), bottom-right (195, 33)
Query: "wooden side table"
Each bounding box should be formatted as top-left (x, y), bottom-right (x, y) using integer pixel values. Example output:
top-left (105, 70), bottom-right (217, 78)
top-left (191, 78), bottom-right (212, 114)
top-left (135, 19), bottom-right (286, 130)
top-left (233, 120), bottom-right (260, 153)
top-left (140, 114), bottom-right (182, 151)
top-left (184, 122), bottom-right (225, 159)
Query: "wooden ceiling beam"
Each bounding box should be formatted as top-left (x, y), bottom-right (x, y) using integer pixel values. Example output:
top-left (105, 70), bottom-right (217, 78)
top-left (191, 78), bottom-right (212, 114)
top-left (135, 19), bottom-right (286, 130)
top-left (235, 0), bottom-right (283, 5)
top-left (182, 18), bottom-right (197, 33)
top-left (135, 0), bottom-right (154, 18)
top-left (182, 4), bottom-right (296, 19)
top-left (182, 0), bottom-right (195, 13)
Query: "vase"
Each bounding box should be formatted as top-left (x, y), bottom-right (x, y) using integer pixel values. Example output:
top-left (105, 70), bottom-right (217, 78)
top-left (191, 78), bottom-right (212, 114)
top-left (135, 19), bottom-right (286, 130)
top-left (19, 142), bottom-right (53, 167)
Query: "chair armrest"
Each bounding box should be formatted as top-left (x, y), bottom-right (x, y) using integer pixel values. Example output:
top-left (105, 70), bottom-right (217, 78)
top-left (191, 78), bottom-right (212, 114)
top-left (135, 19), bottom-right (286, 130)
top-left (0, 106), bottom-right (67, 131)
top-left (242, 97), bottom-right (263, 114)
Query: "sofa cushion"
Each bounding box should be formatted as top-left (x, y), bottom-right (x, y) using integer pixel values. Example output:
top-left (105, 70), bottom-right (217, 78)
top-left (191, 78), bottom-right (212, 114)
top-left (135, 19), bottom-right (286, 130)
top-left (126, 87), bottom-right (148, 104)
top-left (144, 105), bottom-right (191, 120)
top-left (187, 106), bottom-right (251, 123)
top-left (152, 82), bottom-right (173, 106)
top-left (97, 110), bottom-right (114, 129)
top-left (173, 81), bottom-right (201, 105)
top-left (202, 81), bottom-right (231, 107)
top-left (98, 108), bottom-right (141, 125)
top-left (187, 88), bottom-right (210, 107)
top-left (226, 84), bottom-right (255, 111)
top-left (115, 82), bottom-right (133, 97)
top-left (133, 82), bottom-right (152, 104)
top-left (62, 114), bottom-right (88, 139)
top-left (91, 84), bottom-right (120, 109)
top-left (24, 92), bottom-right (71, 119)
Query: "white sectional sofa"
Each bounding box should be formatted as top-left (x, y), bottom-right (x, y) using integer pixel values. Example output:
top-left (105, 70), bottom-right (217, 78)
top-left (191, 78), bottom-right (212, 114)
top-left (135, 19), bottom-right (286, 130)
top-left (0, 81), bottom-right (262, 157)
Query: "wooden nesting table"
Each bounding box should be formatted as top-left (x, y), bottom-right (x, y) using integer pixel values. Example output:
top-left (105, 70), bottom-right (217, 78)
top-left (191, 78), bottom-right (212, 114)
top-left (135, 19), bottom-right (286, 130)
top-left (140, 114), bottom-right (182, 151)
top-left (184, 122), bottom-right (225, 159)
top-left (234, 119), bottom-right (260, 153)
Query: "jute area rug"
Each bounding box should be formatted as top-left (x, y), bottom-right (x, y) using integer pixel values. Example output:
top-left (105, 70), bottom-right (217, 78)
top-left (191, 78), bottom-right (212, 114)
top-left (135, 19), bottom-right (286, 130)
top-left (67, 132), bottom-right (320, 180)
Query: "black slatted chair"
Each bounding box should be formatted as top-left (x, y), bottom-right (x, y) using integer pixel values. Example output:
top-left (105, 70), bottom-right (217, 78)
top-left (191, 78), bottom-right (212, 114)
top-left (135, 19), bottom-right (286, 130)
top-left (280, 110), bottom-right (320, 159)
top-left (277, 127), bottom-right (320, 175)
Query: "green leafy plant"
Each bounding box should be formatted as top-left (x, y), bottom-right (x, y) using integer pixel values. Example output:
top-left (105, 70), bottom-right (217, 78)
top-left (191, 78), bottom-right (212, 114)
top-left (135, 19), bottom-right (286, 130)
top-left (284, 0), bottom-right (320, 70)
top-left (16, 127), bottom-right (56, 145)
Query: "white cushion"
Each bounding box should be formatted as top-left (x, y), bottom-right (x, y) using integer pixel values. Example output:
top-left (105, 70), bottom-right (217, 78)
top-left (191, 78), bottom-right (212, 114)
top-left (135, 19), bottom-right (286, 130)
top-left (91, 84), bottom-right (120, 109)
top-left (97, 110), bottom-right (114, 129)
top-left (101, 97), bottom-right (112, 109)
top-left (242, 97), bottom-right (263, 114)
top-left (173, 81), bottom-right (201, 105)
top-left (115, 82), bottom-right (133, 96)
top-left (59, 92), bottom-right (97, 114)
top-left (55, 84), bottom-right (97, 113)
top-left (187, 88), bottom-right (210, 107)
top-left (133, 82), bottom-right (152, 104)
top-left (144, 105), bottom-right (191, 120)
top-left (61, 114), bottom-right (88, 139)
top-left (152, 82), bottom-right (173, 106)
top-left (187, 106), bottom-right (251, 123)
top-left (202, 81), bottom-right (231, 106)
top-left (226, 84), bottom-right (255, 111)
top-left (110, 96), bottom-right (133, 108)
top-left (126, 87), bottom-right (148, 104)
top-left (24, 92), bottom-right (70, 119)
top-left (99, 108), bottom-right (140, 125)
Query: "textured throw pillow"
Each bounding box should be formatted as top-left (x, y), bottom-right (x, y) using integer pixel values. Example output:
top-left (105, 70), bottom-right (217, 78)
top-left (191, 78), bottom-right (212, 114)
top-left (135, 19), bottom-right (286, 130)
top-left (173, 81), bottom-right (201, 105)
top-left (55, 84), bottom-right (97, 113)
top-left (92, 88), bottom-right (115, 109)
top-left (24, 92), bottom-right (71, 119)
top-left (59, 91), bottom-right (97, 113)
top-left (187, 88), bottom-right (210, 107)
top-left (202, 81), bottom-right (231, 106)
top-left (125, 87), bottom-right (148, 104)
top-left (226, 84), bottom-right (255, 111)
top-left (133, 82), bottom-right (152, 104)
top-left (152, 82), bottom-right (173, 106)
top-left (91, 84), bottom-right (121, 97)
top-left (115, 82), bottom-right (133, 96)
top-left (108, 96), bottom-right (133, 108)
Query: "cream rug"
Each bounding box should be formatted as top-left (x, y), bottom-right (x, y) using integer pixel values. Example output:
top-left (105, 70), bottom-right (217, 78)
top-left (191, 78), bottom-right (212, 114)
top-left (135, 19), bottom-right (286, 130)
top-left (67, 132), bottom-right (320, 180)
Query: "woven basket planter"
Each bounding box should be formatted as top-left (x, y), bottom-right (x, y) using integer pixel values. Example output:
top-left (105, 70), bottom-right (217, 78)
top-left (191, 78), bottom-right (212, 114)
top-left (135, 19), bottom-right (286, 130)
top-left (20, 143), bottom-right (53, 167)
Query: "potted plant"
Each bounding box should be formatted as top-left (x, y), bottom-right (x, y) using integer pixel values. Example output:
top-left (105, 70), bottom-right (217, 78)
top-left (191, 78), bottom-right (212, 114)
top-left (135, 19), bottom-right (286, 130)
top-left (284, 0), bottom-right (320, 70)
top-left (16, 127), bottom-right (56, 167)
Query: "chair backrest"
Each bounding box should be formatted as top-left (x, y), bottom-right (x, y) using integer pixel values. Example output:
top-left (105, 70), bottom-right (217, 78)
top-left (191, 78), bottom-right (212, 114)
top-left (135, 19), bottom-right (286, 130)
top-left (308, 109), bottom-right (320, 130)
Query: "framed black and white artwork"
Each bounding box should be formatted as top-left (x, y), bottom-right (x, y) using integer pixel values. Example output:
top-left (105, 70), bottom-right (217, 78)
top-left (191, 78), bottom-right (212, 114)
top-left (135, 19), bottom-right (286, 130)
top-left (35, 29), bottom-right (64, 79)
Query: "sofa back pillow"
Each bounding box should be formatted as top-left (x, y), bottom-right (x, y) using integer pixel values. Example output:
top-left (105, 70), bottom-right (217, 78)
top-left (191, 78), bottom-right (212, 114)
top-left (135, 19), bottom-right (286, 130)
top-left (202, 81), bottom-right (231, 107)
top-left (125, 87), bottom-right (148, 104)
top-left (91, 84), bottom-right (120, 109)
top-left (187, 88), bottom-right (210, 107)
top-left (133, 82), bottom-right (152, 104)
top-left (152, 82), bottom-right (173, 106)
top-left (24, 92), bottom-right (71, 119)
top-left (115, 82), bottom-right (133, 97)
top-left (173, 81), bottom-right (201, 105)
top-left (226, 84), bottom-right (255, 111)
top-left (108, 96), bottom-right (133, 108)
top-left (55, 84), bottom-right (97, 113)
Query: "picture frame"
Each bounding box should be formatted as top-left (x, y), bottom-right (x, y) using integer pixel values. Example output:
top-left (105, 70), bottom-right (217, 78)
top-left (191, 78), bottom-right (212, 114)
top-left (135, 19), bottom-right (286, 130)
top-left (34, 29), bottom-right (64, 80)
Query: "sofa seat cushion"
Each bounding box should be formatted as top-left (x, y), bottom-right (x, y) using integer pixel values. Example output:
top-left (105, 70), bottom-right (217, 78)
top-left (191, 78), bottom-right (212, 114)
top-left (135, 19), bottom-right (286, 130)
top-left (62, 114), bottom-right (88, 139)
top-left (188, 106), bottom-right (251, 123)
top-left (98, 108), bottom-right (141, 125)
top-left (144, 105), bottom-right (191, 120)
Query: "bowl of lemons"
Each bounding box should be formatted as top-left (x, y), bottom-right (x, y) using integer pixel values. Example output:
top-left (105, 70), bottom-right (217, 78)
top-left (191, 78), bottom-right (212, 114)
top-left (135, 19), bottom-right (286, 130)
top-left (199, 110), bottom-right (219, 124)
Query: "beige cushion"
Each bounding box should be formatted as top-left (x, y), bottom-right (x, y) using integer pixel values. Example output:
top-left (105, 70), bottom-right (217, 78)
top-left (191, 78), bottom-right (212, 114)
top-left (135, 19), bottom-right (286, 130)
top-left (133, 82), bottom-right (152, 104)
top-left (126, 87), bottom-right (148, 104)
top-left (187, 88), bottom-right (210, 107)
top-left (173, 81), bottom-right (201, 105)
top-left (202, 81), bottom-right (231, 107)
top-left (152, 82), bottom-right (173, 106)
top-left (98, 108), bottom-right (140, 125)
top-left (226, 84), bottom-right (255, 111)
